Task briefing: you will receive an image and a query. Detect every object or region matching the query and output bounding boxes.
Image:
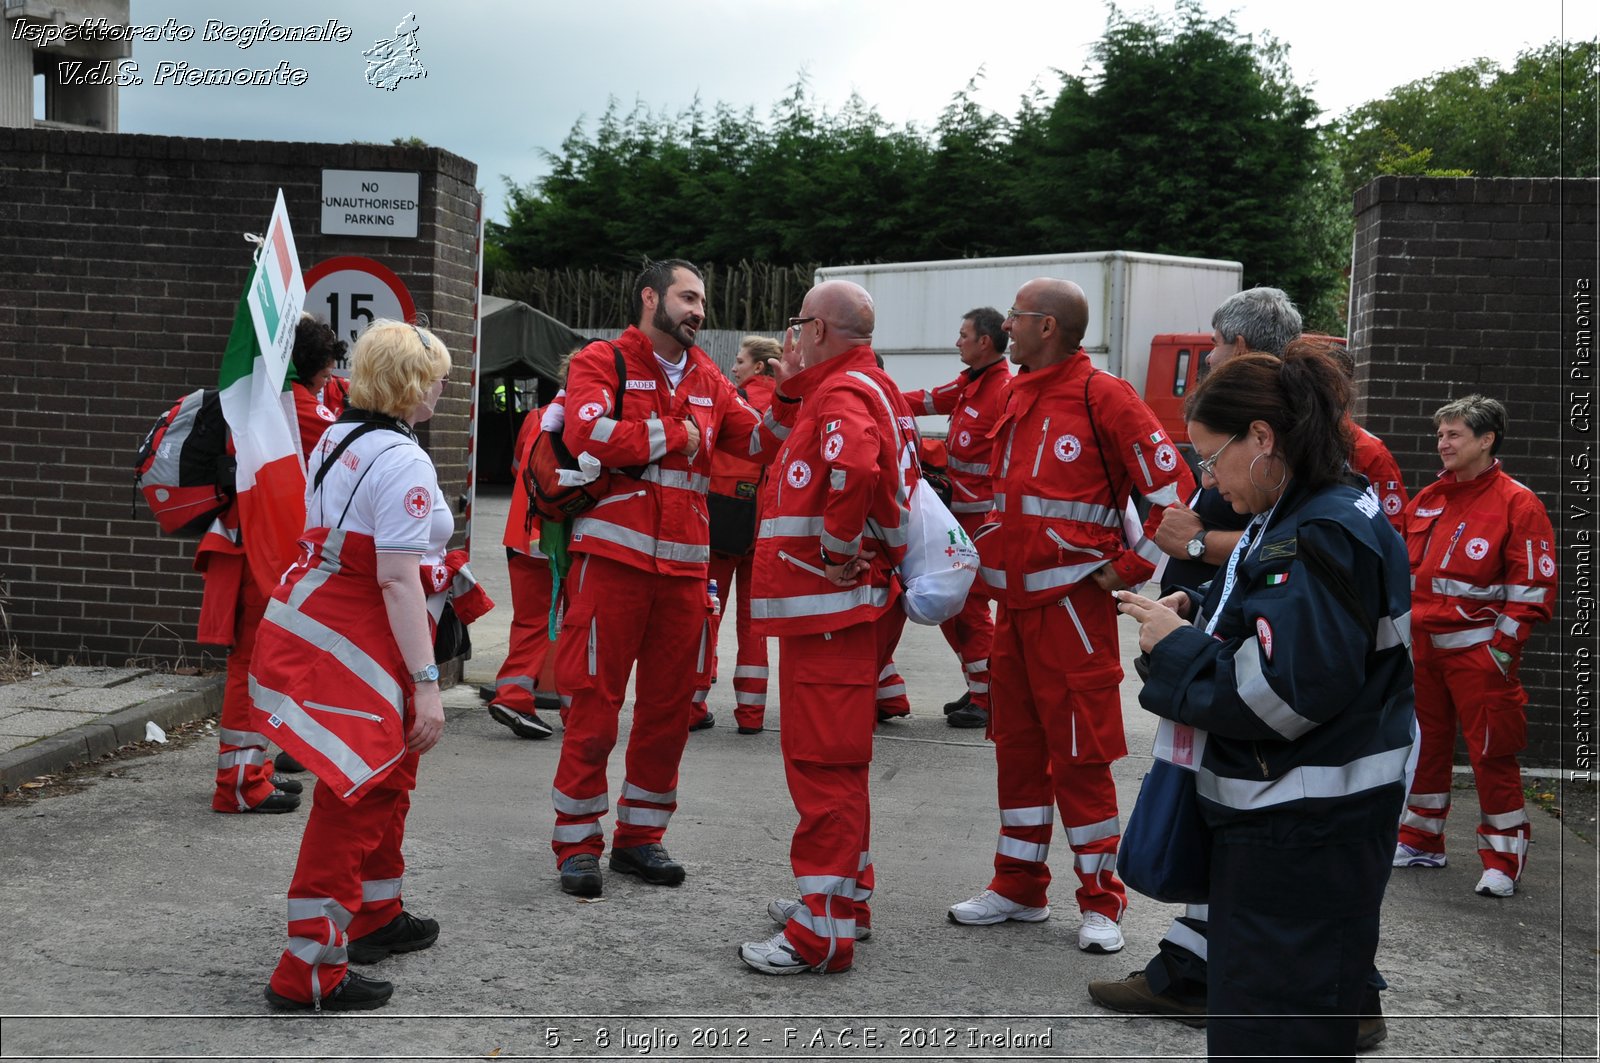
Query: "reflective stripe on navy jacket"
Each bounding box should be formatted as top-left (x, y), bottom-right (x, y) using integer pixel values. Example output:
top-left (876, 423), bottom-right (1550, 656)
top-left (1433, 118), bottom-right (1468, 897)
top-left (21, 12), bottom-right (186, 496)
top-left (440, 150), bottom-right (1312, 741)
top-left (1140, 479), bottom-right (1417, 827)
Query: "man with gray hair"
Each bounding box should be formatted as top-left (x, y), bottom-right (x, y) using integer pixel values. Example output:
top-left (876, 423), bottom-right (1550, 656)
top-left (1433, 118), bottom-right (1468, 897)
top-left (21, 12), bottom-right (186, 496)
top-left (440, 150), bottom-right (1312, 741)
top-left (1205, 285), bottom-right (1302, 369)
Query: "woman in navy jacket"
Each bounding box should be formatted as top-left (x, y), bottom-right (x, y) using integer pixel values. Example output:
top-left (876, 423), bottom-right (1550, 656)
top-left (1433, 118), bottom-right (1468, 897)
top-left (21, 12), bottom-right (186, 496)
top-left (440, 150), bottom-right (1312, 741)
top-left (1116, 349), bottom-right (1415, 1061)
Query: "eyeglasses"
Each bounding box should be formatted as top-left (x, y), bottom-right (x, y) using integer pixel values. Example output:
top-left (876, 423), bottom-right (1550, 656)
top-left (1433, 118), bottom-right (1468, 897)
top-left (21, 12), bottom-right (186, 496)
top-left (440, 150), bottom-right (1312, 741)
top-left (787, 316), bottom-right (818, 333)
top-left (1197, 433), bottom-right (1240, 479)
top-left (1005, 307), bottom-right (1052, 322)
top-left (411, 324), bottom-right (431, 350)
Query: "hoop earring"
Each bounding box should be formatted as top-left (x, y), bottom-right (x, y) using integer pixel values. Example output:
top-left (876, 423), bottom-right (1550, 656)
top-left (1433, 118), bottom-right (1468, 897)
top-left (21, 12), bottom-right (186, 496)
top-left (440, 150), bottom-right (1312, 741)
top-left (1249, 452), bottom-right (1288, 493)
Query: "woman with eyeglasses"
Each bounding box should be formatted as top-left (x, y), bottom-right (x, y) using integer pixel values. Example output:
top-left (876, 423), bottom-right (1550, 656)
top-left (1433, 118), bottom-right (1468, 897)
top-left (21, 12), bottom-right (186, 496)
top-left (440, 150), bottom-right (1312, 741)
top-left (1115, 349), bottom-right (1415, 1060)
top-left (252, 320), bottom-right (462, 1012)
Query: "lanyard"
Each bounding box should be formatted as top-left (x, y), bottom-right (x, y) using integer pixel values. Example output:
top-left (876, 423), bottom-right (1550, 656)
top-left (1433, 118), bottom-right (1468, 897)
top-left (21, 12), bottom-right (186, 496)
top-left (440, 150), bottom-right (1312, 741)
top-left (1203, 499), bottom-right (1280, 636)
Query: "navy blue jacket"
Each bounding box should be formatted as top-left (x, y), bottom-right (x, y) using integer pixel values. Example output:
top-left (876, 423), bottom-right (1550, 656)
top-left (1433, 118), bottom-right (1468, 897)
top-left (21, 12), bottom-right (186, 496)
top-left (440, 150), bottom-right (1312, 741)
top-left (1142, 479), bottom-right (1416, 830)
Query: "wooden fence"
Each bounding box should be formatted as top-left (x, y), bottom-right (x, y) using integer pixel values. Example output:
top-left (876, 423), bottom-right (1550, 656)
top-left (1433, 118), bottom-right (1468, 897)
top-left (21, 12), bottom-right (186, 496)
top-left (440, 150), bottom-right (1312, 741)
top-left (491, 261), bottom-right (819, 332)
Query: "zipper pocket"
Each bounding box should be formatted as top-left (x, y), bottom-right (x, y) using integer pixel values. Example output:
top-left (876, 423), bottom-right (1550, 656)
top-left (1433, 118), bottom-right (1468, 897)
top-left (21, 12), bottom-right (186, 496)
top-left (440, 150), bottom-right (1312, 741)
top-left (1252, 741), bottom-right (1269, 778)
top-left (1438, 521), bottom-right (1467, 569)
top-left (696, 619), bottom-right (709, 673)
top-left (305, 701), bottom-right (383, 723)
top-left (587, 616), bottom-right (598, 676)
top-left (779, 549), bottom-right (828, 579)
top-left (1032, 417), bottom-right (1051, 476)
top-left (1058, 596), bottom-right (1094, 654)
top-left (1046, 527), bottom-right (1074, 553)
top-left (593, 489), bottom-right (646, 510)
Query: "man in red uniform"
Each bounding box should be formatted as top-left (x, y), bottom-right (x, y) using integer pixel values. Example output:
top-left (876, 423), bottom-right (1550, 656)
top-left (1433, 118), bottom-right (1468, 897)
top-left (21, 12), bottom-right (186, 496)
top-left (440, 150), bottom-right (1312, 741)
top-left (949, 278), bottom-right (1190, 955)
top-left (1395, 394), bottom-right (1555, 897)
top-left (901, 307), bottom-right (1011, 729)
top-left (738, 279), bottom-right (917, 975)
top-left (549, 260), bottom-right (788, 898)
top-left (1289, 336), bottom-right (1409, 532)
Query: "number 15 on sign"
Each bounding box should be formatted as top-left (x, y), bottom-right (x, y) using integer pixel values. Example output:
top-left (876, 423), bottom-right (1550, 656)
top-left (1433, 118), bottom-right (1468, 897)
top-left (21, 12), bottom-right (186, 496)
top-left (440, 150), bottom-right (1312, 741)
top-left (303, 256), bottom-right (417, 363)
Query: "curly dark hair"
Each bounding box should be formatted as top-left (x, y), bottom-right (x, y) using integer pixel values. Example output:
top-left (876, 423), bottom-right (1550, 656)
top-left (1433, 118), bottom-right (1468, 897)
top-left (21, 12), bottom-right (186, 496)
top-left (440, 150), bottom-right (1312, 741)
top-left (291, 316), bottom-right (346, 384)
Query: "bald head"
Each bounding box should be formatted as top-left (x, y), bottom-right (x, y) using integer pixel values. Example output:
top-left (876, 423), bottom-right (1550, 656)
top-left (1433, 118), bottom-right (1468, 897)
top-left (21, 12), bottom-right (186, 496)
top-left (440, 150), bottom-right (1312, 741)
top-left (1004, 278), bottom-right (1090, 371)
top-left (795, 280), bottom-right (875, 367)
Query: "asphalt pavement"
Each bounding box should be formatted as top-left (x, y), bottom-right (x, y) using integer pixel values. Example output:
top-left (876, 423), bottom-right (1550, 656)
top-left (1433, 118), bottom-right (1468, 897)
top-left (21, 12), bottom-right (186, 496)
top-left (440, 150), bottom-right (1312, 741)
top-left (0, 490), bottom-right (1594, 1062)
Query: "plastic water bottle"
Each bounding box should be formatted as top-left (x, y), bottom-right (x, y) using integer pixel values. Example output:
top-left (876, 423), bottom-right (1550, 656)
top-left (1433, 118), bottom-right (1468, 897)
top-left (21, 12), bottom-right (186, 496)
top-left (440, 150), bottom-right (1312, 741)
top-left (707, 578), bottom-right (721, 617)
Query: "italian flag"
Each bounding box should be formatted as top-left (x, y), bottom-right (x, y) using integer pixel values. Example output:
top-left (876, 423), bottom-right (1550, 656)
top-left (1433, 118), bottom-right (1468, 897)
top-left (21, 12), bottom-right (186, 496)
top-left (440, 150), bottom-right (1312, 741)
top-left (219, 190), bottom-right (307, 594)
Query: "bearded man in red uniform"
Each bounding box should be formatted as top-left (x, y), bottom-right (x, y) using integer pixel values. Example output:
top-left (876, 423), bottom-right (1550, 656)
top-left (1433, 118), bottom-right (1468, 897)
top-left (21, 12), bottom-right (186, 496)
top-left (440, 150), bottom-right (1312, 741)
top-left (739, 280), bottom-right (919, 975)
top-left (949, 278), bottom-right (1190, 955)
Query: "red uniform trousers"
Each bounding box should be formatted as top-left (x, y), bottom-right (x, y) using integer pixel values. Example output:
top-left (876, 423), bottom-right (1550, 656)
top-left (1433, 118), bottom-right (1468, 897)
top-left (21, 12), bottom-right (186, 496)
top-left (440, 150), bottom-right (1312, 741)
top-left (491, 551), bottom-right (559, 716)
top-left (776, 607), bottom-right (905, 971)
top-left (693, 551), bottom-right (769, 730)
top-left (213, 573), bottom-right (277, 812)
top-left (987, 592), bottom-right (1128, 920)
top-left (268, 750), bottom-right (420, 1005)
top-left (550, 554), bottom-right (711, 863)
top-left (1398, 643), bottom-right (1531, 878)
top-left (874, 617), bottom-right (910, 719)
top-left (935, 511), bottom-right (994, 711)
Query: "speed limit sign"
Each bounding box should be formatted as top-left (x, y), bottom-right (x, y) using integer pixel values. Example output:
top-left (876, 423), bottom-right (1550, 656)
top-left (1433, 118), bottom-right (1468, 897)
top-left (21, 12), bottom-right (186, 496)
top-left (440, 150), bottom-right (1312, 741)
top-left (304, 256), bottom-right (417, 370)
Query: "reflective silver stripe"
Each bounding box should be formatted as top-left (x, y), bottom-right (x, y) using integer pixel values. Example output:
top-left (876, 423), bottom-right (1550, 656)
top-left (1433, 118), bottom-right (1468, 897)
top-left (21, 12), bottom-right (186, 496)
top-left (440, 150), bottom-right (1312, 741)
top-left (796, 874), bottom-right (854, 896)
top-left (735, 691), bottom-right (766, 706)
top-left (646, 417), bottom-right (668, 462)
top-left (993, 495), bottom-right (1007, 513)
top-left (951, 499), bottom-right (992, 513)
top-left (1477, 833), bottom-right (1529, 854)
top-left (858, 850), bottom-right (872, 871)
top-left (821, 530), bottom-right (862, 555)
top-left (751, 584), bottom-right (891, 620)
top-left (1430, 626), bottom-right (1495, 649)
top-left (217, 749), bottom-right (267, 770)
top-left (219, 727), bottom-right (269, 747)
top-left (286, 532), bottom-right (340, 610)
top-left (947, 456), bottom-right (991, 476)
top-left (878, 664), bottom-right (898, 681)
top-left (287, 936), bottom-right (347, 966)
top-left (1185, 903), bottom-right (1209, 920)
top-left (1145, 483), bottom-right (1180, 506)
top-left (616, 806), bottom-right (671, 828)
top-left (362, 877), bottom-right (403, 902)
top-left (1407, 791), bottom-right (1451, 810)
top-left (1234, 636), bottom-right (1318, 740)
top-left (830, 468), bottom-right (847, 491)
top-left (1019, 495), bottom-right (1119, 526)
top-left (964, 658), bottom-right (989, 673)
top-left (1076, 851), bottom-right (1118, 874)
top-left (249, 679), bottom-right (381, 792)
top-left (1400, 810), bottom-right (1446, 834)
top-left (260, 599), bottom-right (405, 713)
top-left (1164, 918), bottom-right (1208, 961)
top-left (1022, 560), bottom-right (1107, 593)
top-left (967, 679), bottom-right (990, 694)
top-left (922, 392), bottom-right (937, 415)
top-left (762, 515), bottom-right (825, 537)
top-left (873, 521), bottom-right (909, 548)
top-left (1000, 805), bottom-right (1054, 827)
top-left (761, 408), bottom-right (792, 440)
top-left (552, 788), bottom-right (609, 816)
top-left (1199, 746), bottom-right (1410, 810)
top-left (877, 683), bottom-right (906, 699)
top-left (1134, 535), bottom-right (1165, 565)
top-left (1066, 815), bottom-right (1120, 846)
top-left (997, 835), bottom-right (1049, 862)
top-left (734, 665), bottom-right (769, 679)
top-left (559, 694), bottom-right (573, 709)
top-left (553, 822), bottom-right (603, 842)
top-left (980, 566), bottom-right (1008, 588)
top-left (641, 465), bottom-right (710, 493)
top-left (1432, 577), bottom-right (1548, 604)
top-left (569, 517), bottom-right (709, 565)
top-left (1495, 614), bottom-right (1521, 639)
top-left (496, 675), bottom-right (535, 695)
top-left (287, 897), bottom-right (353, 928)
top-left (590, 416), bottom-right (618, 443)
top-left (1376, 612), bottom-right (1412, 651)
top-left (622, 781), bottom-right (677, 804)
top-left (788, 907), bottom-right (856, 939)
top-left (691, 688), bottom-right (708, 703)
top-left (1132, 442), bottom-right (1153, 487)
top-left (1482, 808), bottom-right (1529, 830)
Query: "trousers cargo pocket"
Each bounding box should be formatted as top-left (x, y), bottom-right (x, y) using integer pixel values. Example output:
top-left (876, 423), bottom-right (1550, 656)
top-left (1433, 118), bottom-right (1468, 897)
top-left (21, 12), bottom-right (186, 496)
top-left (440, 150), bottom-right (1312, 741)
top-left (782, 654), bottom-right (876, 765)
top-left (553, 594), bottom-right (599, 695)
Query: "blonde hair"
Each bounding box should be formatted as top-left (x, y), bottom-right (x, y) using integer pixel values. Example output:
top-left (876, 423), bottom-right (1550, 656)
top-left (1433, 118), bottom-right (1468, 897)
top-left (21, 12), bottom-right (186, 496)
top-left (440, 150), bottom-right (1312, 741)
top-left (347, 320), bottom-right (451, 419)
top-left (740, 335), bottom-right (781, 376)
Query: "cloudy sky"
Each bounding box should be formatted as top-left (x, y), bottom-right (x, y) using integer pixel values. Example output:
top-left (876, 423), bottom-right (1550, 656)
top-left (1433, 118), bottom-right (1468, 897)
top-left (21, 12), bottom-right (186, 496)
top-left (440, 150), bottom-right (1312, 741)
top-left (101, 0), bottom-right (1596, 224)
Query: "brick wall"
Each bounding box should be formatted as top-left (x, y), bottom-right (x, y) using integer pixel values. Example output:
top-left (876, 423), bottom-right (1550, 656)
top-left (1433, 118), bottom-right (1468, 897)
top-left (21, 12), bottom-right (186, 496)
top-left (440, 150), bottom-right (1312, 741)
top-left (0, 128), bottom-right (480, 669)
top-left (1350, 176), bottom-right (1599, 769)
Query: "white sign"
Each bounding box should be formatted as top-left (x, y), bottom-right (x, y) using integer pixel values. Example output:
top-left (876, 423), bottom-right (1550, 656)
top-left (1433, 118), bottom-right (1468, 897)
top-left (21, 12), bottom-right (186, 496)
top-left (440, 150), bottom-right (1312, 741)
top-left (248, 189), bottom-right (306, 385)
top-left (320, 169), bottom-right (419, 237)
top-left (304, 255), bottom-right (416, 361)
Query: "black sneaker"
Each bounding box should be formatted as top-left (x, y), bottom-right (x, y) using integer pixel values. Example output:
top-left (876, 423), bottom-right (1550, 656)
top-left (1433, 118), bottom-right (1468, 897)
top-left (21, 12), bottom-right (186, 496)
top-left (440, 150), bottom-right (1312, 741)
top-left (559, 853), bottom-right (603, 897)
top-left (265, 970), bottom-right (393, 1012)
top-left (689, 711), bottom-right (715, 732)
top-left (737, 725), bottom-right (764, 735)
top-left (609, 843), bottom-right (686, 886)
top-left (477, 683), bottom-right (497, 701)
top-left (948, 704), bottom-right (990, 729)
top-left (270, 773), bottom-right (303, 795)
top-left (534, 691), bottom-right (561, 712)
top-left (235, 789), bottom-right (299, 814)
top-left (943, 690), bottom-right (972, 716)
top-left (347, 910), bottom-right (439, 964)
top-left (487, 703), bottom-right (554, 740)
top-left (274, 751), bottom-right (306, 774)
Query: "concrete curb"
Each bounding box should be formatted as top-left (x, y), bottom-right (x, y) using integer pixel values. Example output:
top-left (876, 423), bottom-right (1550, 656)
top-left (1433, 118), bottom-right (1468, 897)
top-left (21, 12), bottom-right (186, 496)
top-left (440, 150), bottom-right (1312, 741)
top-left (0, 675), bottom-right (225, 794)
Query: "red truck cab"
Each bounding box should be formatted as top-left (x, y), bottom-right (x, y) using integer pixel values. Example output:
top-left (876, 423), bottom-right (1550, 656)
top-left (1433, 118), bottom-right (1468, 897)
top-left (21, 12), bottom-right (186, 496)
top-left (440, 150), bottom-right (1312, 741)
top-left (1144, 332), bottom-right (1346, 447)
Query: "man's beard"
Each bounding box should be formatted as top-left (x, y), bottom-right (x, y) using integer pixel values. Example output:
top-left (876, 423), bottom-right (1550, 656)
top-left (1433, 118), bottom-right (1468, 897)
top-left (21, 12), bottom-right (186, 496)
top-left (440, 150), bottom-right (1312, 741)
top-left (653, 302), bottom-right (699, 349)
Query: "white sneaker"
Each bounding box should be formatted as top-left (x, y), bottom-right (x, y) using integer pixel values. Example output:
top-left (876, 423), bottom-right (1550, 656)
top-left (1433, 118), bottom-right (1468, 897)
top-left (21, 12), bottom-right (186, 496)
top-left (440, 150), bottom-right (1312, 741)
top-left (1393, 842), bottom-right (1447, 868)
top-left (947, 889), bottom-right (1050, 926)
top-left (1475, 869), bottom-right (1515, 897)
top-left (768, 898), bottom-right (871, 941)
top-left (737, 931), bottom-right (814, 975)
top-left (1078, 911), bottom-right (1125, 953)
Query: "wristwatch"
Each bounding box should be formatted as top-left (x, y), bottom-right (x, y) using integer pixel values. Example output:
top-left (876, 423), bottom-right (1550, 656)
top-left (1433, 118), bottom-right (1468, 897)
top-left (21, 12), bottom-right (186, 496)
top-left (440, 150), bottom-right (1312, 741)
top-left (1184, 530), bottom-right (1209, 560)
top-left (410, 664), bottom-right (440, 684)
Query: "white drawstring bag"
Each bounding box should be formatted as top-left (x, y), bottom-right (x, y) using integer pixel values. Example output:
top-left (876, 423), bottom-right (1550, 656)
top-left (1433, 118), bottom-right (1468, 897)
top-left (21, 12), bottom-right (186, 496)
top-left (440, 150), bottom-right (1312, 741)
top-left (898, 478), bottom-right (979, 624)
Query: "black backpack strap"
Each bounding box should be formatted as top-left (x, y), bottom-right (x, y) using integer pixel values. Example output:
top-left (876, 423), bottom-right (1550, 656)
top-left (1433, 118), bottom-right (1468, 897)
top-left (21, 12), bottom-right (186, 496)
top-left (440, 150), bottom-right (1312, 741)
top-left (1082, 369), bottom-right (1128, 505)
top-left (313, 421), bottom-right (387, 495)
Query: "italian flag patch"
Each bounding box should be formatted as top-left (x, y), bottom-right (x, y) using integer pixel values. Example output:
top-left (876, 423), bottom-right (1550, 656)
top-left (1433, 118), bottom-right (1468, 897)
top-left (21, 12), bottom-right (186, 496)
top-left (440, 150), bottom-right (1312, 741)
top-left (1149, 431), bottom-right (1163, 444)
top-left (824, 419), bottom-right (842, 433)
top-left (1266, 572), bottom-right (1289, 586)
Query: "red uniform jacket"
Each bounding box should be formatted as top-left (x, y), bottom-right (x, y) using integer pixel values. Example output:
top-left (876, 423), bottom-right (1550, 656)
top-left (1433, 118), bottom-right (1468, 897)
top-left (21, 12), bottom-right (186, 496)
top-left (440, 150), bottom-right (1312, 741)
top-left (1404, 461), bottom-right (1555, 658)
top-left (978, 350), bottom-right (1193, 608)
top-left (504, 405), bottom-right (546, 558)
top-left (1348, 417), bottom-right (1408, 532)
top-left (561, 327), bottom-right (789, 578)
top-left (903, 360), bottom-right (1012, 514)
top-left (751, 347), bottom-right (919, 637)
top-left (708, 374), bottom-right (777, 499)
top-left (292, 378), bottom-right (349, 461)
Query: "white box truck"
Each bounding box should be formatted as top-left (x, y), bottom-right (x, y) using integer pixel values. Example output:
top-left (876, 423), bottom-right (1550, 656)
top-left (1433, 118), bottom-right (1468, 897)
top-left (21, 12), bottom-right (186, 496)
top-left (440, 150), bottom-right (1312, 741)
top-left (814, 250), bottom-right (1242, 438)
